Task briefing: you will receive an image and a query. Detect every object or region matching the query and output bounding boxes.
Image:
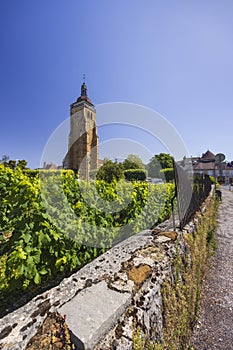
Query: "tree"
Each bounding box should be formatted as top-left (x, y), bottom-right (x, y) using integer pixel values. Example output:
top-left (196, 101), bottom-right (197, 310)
top-left (8, 160), bottom-right (17, 170)
top-left (17, 159), bottom-right (28, 170)
top-left (1, 155), bottom-right (9, 166)
top-left (147, 153), bottom-right (174, 178)
top-left (122, 154), bottom-right (145, 170)
top-left (96, 160), bottom-right (123, 183)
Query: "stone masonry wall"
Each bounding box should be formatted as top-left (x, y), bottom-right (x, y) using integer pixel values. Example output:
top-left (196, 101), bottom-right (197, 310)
top-left (0, 191), bottom-right (213, 350)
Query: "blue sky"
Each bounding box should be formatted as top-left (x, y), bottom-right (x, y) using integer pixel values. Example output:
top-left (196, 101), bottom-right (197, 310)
top-left (1, 0), bottom-right (233, 168)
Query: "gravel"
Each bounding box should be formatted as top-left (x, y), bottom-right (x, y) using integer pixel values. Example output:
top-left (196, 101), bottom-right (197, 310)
top-left (189, 187), bottom-right (233, 350)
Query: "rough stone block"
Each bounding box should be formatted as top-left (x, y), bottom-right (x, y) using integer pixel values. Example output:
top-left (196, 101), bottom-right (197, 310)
top-left (58, 281), bottom-right (131, 350)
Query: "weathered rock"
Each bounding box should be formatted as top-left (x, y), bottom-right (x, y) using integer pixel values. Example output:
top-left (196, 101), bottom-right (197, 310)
top-left (158, 231), bottom-right (177, 241)
top-left (58, 281), bottom-right (131, 350)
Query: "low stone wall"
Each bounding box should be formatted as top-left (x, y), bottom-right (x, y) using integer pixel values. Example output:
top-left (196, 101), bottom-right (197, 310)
top-left (0, 191), bottom-right (213, 350)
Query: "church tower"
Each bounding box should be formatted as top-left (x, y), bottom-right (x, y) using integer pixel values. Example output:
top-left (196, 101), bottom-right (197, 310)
top-left (68, 81), bottom-right (98, 180)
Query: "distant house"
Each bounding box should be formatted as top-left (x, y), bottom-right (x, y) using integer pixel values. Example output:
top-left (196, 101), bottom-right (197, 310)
top-left (43, 162), bottom-right (57, 170)
top-left (192, 150), bottom-right (233, 184)
top-left (192, 150), bottom-right (215, 176)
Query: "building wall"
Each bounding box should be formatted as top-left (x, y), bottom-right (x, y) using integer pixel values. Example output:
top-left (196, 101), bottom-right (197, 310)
top-left (68, 102), bottom-right (98, 180)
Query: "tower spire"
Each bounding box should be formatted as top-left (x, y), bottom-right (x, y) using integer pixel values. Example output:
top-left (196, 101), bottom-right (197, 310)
top-left (75, 75), bottom-right (93, 105)
top-left (81, 74), bottom-right (87, 97)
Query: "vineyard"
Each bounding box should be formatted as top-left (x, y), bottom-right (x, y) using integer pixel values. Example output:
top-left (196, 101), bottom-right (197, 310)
top-left (0, 165), bottom-right (174, 315)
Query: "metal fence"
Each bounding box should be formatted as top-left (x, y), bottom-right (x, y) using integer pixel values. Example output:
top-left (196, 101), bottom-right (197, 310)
top-left (174, 162), bottom-right (211, 230)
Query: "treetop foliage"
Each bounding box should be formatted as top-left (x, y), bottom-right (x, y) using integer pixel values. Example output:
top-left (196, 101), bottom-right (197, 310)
top-left (0, 156), bottom-right (28, 170)
top-left (147, 153), bottom-right (174, 178)
top-left (96, 159), bottom-right (124, 183)
top-left (122, 154), bottom-right (146, 170)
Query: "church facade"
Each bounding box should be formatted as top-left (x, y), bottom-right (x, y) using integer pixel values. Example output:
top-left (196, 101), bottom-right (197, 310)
top-left (67, 82), bottom-right (98, 180)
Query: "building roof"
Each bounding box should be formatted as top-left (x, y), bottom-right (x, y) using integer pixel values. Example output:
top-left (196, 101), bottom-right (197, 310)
top-left (200, 150), bottom-right (215, 162)
top-left (222, 163), bottom-right (233, 170)
top-left (76, 82), bottom-right (94, 106)
top-left (193, 162), bottom-right (216, 171)
top-left (43, 162), bottom-right (57, 170)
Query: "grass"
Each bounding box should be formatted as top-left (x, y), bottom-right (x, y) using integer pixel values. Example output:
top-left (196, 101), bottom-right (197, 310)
top-left (132, 196), bottom-right (218, 350)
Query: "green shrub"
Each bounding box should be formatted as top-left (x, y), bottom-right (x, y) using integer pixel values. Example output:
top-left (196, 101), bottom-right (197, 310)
top-left (124, 169), bottom-right (148, 181)
top-left (160, 168), bottom-right (174, 182)
top-left (96, 160), bottom-right (123, 183)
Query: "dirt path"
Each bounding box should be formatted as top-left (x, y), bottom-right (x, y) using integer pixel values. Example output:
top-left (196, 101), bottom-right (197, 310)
top-left (190, 187), bottom-right (233, 349)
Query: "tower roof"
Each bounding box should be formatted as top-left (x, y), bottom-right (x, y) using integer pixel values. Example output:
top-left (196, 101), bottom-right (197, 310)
top-left (76, 82), bottom-right (94, 105)
top-left (201, 150), bottom-right (215, 162)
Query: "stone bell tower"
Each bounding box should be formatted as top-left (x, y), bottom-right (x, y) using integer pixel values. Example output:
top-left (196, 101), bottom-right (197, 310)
top-left (68, 81), bottom-right (98, 180)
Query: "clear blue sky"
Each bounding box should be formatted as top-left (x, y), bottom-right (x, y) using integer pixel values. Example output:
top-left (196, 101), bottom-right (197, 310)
top-left (1, 0), bottom-right (233, 168)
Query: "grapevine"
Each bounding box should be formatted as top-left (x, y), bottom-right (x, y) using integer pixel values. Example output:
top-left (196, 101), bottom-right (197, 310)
top-left (0, 165), bottom-right (174, 315)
